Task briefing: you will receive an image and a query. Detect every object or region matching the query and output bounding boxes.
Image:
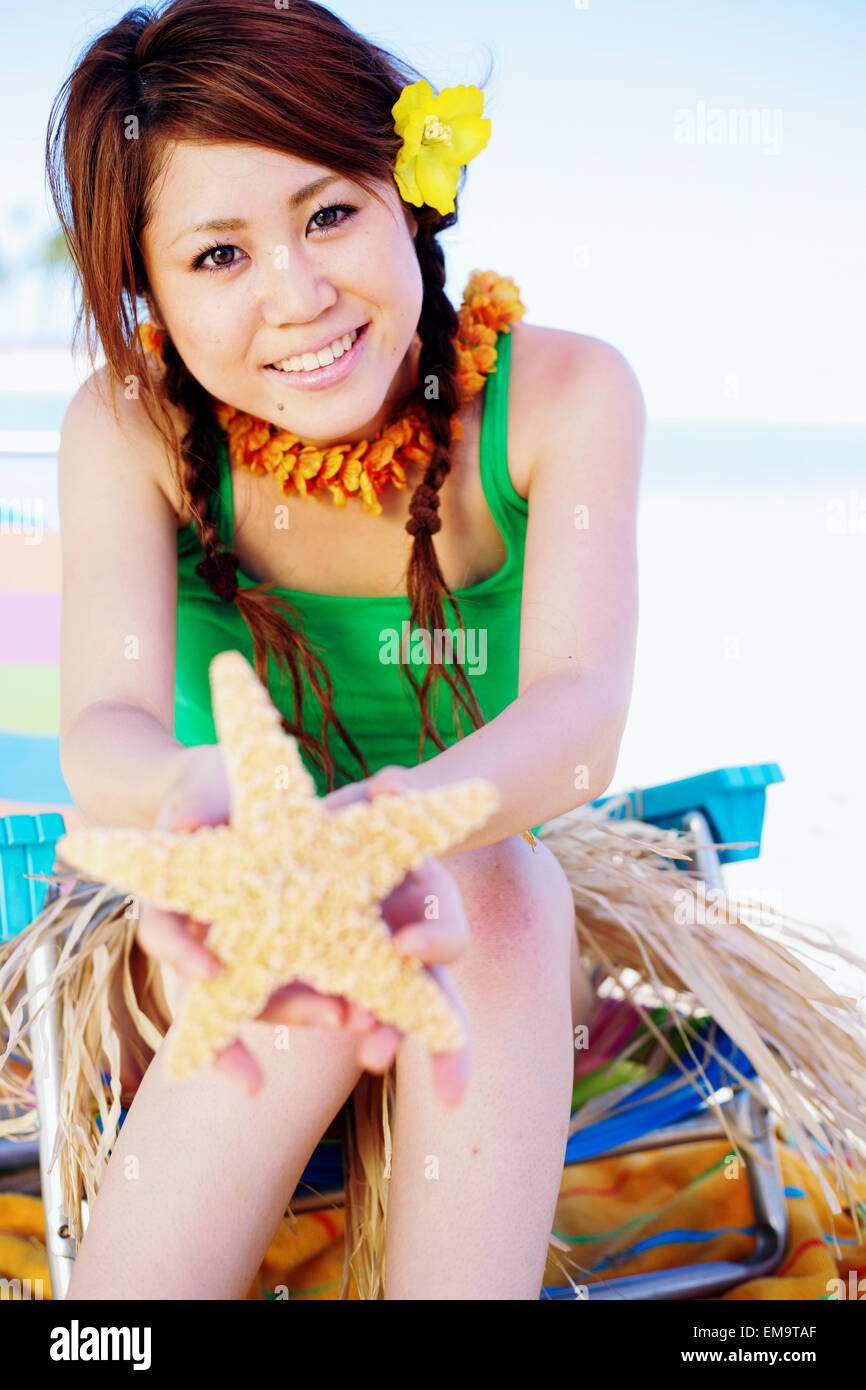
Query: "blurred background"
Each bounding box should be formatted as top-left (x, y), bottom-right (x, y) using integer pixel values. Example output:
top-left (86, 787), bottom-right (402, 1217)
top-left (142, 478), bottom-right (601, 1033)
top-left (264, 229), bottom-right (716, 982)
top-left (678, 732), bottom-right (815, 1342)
top-left (1, 0), bottom-right (863, 976)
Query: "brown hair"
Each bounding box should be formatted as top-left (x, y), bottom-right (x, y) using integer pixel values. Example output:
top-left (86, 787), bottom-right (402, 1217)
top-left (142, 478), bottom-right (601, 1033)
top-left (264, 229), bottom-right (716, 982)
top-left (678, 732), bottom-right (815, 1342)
top-left (46, 0), bottom-right (494, 793)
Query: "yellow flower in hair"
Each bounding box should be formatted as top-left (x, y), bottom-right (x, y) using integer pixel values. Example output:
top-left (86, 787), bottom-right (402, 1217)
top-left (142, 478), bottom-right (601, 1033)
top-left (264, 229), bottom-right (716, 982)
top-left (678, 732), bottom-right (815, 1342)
top-left (391, 80), bottom-right (491, 216)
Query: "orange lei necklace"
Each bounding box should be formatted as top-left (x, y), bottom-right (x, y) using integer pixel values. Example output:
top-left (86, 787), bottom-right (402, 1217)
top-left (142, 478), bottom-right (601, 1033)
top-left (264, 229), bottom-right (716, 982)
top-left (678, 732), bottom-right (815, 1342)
top-left (138, 269), bottom-right (525, 518)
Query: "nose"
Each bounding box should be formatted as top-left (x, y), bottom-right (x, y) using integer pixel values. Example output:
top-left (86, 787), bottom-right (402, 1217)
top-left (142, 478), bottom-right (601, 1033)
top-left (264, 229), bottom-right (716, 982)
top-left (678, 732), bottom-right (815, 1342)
top-left (256, 242), bottom-right (337, 328)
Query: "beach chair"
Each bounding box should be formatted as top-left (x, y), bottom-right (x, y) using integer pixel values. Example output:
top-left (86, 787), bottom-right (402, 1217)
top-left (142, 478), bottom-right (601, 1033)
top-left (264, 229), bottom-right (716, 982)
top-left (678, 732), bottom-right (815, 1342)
top-left (0, 763), bottom-right (789, 1301)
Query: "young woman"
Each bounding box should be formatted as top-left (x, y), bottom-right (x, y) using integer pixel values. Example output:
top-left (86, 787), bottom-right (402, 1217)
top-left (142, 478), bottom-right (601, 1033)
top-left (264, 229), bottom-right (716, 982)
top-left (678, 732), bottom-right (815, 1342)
top-left (3, 0), bottom-right (644, 1299)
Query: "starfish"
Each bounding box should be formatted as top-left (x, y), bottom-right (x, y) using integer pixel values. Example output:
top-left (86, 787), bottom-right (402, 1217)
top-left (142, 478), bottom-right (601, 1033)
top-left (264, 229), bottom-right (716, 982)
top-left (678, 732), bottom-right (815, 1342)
top-left (57, 650), bottom-right (500, 1082)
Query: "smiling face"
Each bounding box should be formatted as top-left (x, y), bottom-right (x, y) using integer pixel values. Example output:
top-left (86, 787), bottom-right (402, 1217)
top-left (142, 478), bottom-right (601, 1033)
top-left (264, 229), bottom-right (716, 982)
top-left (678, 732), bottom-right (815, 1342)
top-left (140, 141), bottom-right (424, 447)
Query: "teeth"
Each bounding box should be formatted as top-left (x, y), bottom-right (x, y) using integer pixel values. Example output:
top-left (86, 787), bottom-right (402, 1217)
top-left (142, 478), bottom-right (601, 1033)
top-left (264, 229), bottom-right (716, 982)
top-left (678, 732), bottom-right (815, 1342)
top-left (270, 326), bottom-right (362, 373)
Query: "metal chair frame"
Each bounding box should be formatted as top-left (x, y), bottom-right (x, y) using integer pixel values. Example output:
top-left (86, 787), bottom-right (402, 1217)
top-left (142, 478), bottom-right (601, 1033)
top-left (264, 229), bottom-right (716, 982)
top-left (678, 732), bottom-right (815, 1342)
top-left (541, 811), bottom-right (787, 1299)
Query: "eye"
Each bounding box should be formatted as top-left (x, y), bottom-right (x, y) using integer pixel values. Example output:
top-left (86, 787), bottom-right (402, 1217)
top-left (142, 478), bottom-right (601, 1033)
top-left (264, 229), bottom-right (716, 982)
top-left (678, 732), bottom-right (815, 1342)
top-left (191, 203), bottom-right (359, 274)
top-left (191, 243), bottom-right (247, 274)
top-left (309, 201), bottom-right (358, 234)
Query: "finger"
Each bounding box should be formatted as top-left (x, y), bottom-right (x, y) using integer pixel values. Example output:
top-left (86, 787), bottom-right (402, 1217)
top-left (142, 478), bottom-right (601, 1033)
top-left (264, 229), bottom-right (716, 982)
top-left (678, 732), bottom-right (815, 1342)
top-left (257, 988), bottom-right (376, 1032)
top-left (185, 915), bottom-right (212, 946)
top-left (343, 1002), bottom-right (379, 1031)
top-left (424, 960), bottom-right (471, 1097)
top-left (321, 784), bottom-right (362, 813)
top-left (212, 1037), bottom-right (262, 1095)
top-left (137, 904), bottom-right (220, 980)
top-left (432, 1046), bottom-right (470, 1106)
top-left (392, 919), bottom-right (468, 964)
top-left (366, 768), bottom-right (414, 799)
top-left (356, 1025), bottom-right (402, 1073)
top-left (378, 854), bottom-right (467, 940)
top-left (377, 853), bottom-right (442, 916)
top-left (256, 983), bottom-right (347, 1028)
top-left (425, 961), bottom-right (467, 1026)
top-left (155, 803), bottom-right (211, 834)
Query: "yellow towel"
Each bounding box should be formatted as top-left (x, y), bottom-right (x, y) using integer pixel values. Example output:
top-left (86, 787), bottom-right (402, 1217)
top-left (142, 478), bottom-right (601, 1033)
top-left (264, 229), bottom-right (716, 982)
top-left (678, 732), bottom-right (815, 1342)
top-left (542, 1133), bottom-right (866, 1300)
top-left (3, 1127), bottom-right (863, 1300)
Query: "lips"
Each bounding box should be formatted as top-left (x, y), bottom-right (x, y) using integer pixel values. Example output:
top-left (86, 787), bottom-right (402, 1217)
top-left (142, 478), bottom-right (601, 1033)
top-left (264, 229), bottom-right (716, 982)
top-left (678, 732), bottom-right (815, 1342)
top-left (265, 322), bottom-right (368, 371)
top-left (261, 321), bottom-right (370, 392)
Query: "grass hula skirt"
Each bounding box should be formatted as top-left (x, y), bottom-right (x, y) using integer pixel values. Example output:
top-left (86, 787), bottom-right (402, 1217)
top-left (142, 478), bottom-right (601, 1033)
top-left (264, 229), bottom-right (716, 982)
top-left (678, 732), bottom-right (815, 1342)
top-left (2, 797), bottom-right (865, 1300)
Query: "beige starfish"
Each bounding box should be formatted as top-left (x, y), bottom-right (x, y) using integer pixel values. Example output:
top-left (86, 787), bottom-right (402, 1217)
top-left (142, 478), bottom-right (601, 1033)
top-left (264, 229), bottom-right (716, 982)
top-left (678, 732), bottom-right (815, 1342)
top-left (57, 649), bottom-right (500, 1082)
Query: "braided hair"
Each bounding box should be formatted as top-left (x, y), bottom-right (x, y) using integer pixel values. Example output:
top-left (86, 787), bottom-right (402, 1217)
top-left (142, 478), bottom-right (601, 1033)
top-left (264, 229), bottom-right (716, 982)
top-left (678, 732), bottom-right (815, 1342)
top-left (401, 228), bottom-right (487, 760)
top-left (159, 336), bottom-right (371, 789)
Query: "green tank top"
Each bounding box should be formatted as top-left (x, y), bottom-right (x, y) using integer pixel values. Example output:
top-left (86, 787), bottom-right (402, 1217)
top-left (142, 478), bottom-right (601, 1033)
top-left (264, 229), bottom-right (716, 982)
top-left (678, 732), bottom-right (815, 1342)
top-left (175, 326), bottom-right (541, 834)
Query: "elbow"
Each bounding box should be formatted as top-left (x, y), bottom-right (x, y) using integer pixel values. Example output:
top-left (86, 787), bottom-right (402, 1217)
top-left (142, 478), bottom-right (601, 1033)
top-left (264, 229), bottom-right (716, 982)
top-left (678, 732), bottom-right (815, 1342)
top-left (570, 707), bottom-right (628, 809)
top-left (596, 704), bottom-right (630, 798)
top-left (573, 757), bottom-right (617, 809)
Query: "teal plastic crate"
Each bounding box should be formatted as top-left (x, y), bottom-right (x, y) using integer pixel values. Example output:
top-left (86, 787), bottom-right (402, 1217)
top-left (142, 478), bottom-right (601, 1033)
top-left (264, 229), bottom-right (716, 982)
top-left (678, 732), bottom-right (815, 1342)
top-left (589, 762), bottom-right (783, 865)
top-left (0, 813), bottom-right (67, 943)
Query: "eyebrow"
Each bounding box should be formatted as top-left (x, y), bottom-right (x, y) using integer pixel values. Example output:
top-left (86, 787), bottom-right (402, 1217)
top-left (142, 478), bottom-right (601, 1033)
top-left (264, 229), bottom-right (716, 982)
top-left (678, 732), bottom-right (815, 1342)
top-left (167, 174), bottom-right (343, 248)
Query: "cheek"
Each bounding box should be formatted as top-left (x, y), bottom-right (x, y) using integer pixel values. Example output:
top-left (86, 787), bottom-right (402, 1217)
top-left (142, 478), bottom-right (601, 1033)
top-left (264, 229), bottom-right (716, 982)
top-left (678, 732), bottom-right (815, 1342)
top-left (359, 219), bottom-right (422, 315)
top-left (383, 250), bottom-right (424, 345)
top-left (182, 304), bottom-right (247, 363)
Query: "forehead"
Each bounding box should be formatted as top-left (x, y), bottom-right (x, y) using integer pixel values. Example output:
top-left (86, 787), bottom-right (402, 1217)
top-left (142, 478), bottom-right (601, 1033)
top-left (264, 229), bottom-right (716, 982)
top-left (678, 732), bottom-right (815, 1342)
top-left (158, 139), bottom-right (331, 189)
top-left (146, 141), bottom-right (386, 252)
top-left (146, 140), bottom-right (360, 238)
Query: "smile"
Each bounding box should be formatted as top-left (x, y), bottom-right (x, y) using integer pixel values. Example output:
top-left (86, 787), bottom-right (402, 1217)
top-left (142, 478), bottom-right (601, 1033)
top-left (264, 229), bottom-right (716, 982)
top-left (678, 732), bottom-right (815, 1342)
top-left (262, 323), bottom-right (369, 392)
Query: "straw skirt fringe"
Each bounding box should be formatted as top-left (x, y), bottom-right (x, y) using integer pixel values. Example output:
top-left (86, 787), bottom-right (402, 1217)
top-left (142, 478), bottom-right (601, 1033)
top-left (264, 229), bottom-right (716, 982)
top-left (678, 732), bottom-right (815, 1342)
top-left (2, 803), bottom-right (866, 1299)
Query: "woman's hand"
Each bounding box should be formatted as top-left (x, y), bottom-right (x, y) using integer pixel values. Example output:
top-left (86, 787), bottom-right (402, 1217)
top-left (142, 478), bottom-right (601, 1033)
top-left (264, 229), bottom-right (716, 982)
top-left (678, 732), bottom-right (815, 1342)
top-left (139, 749), bottom-right (469, 1103)
top-left (139, 744), bottom-right (384, 1090)
top-left (315, 765), bottom-right (471, 1105)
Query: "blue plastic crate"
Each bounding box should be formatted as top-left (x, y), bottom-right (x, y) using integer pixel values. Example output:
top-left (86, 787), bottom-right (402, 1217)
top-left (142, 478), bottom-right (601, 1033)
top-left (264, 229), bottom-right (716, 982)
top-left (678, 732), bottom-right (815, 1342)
top-left (0, 812), bottom-right (67, 942)
top-left (589, 763), bottom-right (783, 865)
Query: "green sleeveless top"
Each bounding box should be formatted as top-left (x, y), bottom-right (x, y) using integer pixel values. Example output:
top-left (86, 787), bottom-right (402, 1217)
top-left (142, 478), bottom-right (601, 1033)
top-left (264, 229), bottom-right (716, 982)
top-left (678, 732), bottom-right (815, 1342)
top-left (175, 326), bottom-right (541, 834)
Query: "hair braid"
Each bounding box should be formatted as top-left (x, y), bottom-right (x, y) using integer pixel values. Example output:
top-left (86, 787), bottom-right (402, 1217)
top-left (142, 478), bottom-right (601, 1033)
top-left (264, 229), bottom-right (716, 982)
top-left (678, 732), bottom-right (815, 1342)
top-left (401, 229), bottom-right (488, 760)
top-left (159, 335), bottom-right (371, 791)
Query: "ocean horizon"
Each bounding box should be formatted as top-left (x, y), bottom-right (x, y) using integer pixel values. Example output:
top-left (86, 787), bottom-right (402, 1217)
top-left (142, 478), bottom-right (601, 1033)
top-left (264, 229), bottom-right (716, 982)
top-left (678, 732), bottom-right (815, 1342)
top-left (1, 400), bottom-right (864, 531)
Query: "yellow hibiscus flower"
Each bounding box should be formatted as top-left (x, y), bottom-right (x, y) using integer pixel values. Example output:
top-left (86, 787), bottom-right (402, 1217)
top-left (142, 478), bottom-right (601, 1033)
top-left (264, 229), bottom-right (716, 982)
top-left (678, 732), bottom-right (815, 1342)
top-left (391, 80), bottom-right (491, 216)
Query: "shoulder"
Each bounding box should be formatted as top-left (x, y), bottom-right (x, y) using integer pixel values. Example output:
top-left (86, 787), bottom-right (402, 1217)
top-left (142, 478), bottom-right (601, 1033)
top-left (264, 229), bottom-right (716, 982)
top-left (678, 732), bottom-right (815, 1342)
top-left (62, 359), bottom-right (190, 523)
top-left (507, 321), bottom-right (646, 497)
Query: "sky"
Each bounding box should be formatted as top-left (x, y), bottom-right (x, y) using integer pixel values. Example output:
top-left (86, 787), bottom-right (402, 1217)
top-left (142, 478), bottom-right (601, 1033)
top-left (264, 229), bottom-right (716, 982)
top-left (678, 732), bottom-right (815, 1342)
top-left (1, 0), bottom-right (864, 422)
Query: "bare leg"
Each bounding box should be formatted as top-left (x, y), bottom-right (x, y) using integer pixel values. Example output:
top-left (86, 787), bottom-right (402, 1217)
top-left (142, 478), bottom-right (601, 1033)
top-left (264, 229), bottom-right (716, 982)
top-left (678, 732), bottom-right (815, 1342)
top-left (570, 922), bottom-right (597, 1030)
top-left (384, 836), bottom-right (579, 1299)
top-left (68, 987), bottom-right (364, 1299)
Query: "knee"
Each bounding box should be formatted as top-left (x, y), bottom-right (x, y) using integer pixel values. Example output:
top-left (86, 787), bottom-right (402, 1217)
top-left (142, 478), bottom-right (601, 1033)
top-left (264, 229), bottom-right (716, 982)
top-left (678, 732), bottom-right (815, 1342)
top-left (443, 834), bottom-right (575, 974)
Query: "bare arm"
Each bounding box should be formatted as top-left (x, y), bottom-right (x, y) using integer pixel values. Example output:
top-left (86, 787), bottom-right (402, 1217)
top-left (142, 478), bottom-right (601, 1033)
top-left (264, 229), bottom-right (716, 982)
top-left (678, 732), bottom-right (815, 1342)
top-left (387, 335), bottom-right (646, 853)
top-left (62, 702), bottom-right (201, 829)
top-left (57, 369), bottom-right (196, 830)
